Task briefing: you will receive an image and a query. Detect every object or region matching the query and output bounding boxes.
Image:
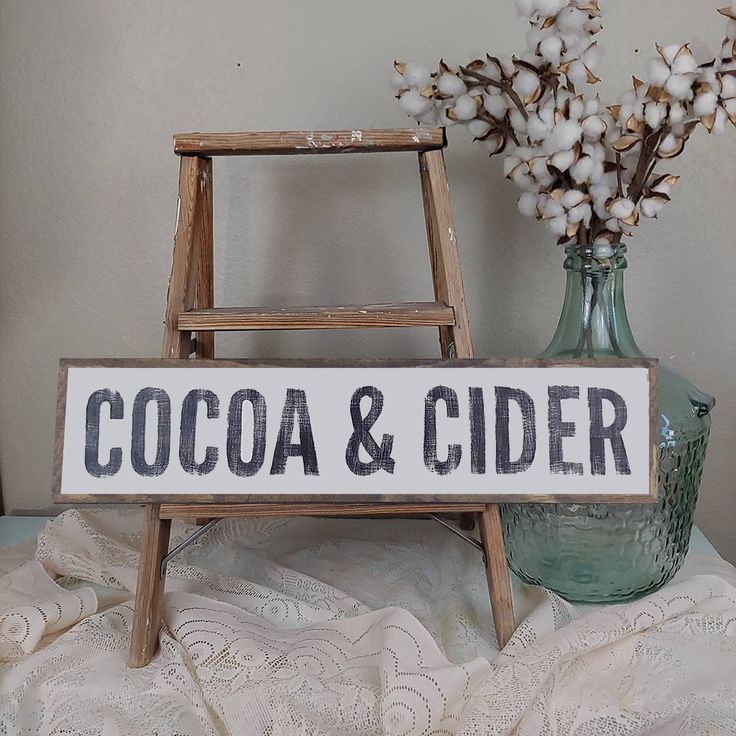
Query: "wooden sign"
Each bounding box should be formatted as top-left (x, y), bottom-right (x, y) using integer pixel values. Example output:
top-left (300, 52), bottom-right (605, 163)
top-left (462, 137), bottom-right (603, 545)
top-left (54, 358), bottom-right (657, 504)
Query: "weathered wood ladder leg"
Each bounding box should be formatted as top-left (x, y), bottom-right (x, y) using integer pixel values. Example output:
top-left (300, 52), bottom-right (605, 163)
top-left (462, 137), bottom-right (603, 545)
top-left (129, 154), bottom-right (211, 668)
top-left (419, 148), bottom-right (515, 649)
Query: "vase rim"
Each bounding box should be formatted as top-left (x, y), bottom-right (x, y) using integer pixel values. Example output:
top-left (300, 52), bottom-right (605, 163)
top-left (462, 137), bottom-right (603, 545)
top-left (564, 242), bottom-right (628, 256)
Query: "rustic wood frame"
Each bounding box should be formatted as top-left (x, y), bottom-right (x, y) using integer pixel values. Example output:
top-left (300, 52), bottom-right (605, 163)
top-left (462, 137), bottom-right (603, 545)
top-left (54, 357), bottom-right (659, 506)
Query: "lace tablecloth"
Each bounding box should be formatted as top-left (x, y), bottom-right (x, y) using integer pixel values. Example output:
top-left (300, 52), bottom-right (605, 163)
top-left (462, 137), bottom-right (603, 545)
top-left (1, 508), bottom-right (735, 735)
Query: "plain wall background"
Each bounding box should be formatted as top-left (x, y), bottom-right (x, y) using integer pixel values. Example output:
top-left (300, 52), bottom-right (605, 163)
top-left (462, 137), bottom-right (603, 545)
top-left (1, 0), bottom-right (734, 561)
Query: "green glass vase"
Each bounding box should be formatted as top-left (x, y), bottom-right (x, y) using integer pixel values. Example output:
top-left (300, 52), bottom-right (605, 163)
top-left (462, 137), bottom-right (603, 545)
top-left (500, 243), bottom-right (715, 602)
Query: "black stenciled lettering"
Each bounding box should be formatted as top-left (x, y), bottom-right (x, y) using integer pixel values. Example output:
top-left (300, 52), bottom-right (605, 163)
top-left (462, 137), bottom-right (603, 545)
top-left (270, 388), bottom-right (319, 476)
top-left (227, 389), bottom-right (267, 477)
top-left (469, 387), bottom-right (486, 475)
top-left (548, 385), bottom-right (584, 476)
top-left (179, 389), bottom-right (219, 476)
top-left (424, 385), bottom-right (462, 475)
top-left (84, 389), bottom-right (123, 478)
top-left (131, 387), bottom-right (171, 477)
top-left (588, 388), bottom-right (631, 475)
top-left (345, 386), bottom-right (395, 476)
top-left (495, 387), bottom-right (536, 474)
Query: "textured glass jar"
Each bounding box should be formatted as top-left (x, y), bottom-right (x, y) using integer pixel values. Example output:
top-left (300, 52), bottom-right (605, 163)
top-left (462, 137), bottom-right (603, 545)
top-left (501, 243), bottom-right (714, 602)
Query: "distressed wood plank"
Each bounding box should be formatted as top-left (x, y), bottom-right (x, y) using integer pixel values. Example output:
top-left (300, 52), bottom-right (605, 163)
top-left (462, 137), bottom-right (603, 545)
top-left (478, 504), bottom-right (516, 648)
top-left (174, 128), bottom-right (445, 156)
top-left (194, 157), bottom-right (215, 359)
top-left (159, 503), bottom-right (487, 519)
top-left (178, 302), bottom-right (456, 331)
top-left (128, 504), bottom-right (171, 667)
top-left (418, 148), bottom-right (473, 359)
top-left (162, 156), bottom-right (205, 359)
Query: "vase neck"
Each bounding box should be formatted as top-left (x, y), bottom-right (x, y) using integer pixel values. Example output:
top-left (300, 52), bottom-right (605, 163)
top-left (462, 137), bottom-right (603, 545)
top-left (540, 243), bottom-right (645, 359)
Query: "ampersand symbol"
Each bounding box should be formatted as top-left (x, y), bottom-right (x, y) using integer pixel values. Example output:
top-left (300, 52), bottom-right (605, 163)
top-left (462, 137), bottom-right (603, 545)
top-left (345, 386), bottom-right (395, 476)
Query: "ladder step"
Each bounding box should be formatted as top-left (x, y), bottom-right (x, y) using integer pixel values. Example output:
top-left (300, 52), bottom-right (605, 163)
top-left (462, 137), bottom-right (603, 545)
top-left (173, 128), bottom-right (445, 156)
top-left (178, 302), bottom-right (456, 331)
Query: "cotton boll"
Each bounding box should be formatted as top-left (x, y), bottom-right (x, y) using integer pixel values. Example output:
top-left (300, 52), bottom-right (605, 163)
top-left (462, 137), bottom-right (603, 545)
top-left (548, 215), bottom-right (569, 237)
top-left (526, 27), bottom-right (545, 51)
top-left (582, 114), bottom-right (606, 140)
top-left (665, 74), bottom-right (694, 100)
top-left (550, 119), bottom-right (583, 152)
top-left (537, 0), bottom-right (568, 17)
top-left (518, 191), bottom-right (540, 217)
top-left (515, 0), bottom-right (535, 17)
top-left (452, 94), bottom-right (479, 121)
top-left (437, 73), bottom-right (466, 97)
top-left (721, 74), bottom-right (736, 99)
top-left (562, 189), bottom-right (586, 209)
top-left (569, 97), bottom-right (585, 121)
top-left (590, 160), bottom-right (605, 183)
top-left (549, 148), bottom-right (577, 172)
top-left (606, 218), bottom-right (622, 232)
top-left (510, 166), bottom-right (535, 190)
top-left (484, 92), bottom-right (509, 119)
top-left (468, 119), bottom-right (492, 138)
top-left (566, 60), bottom-right (591, 87)
top-left (503, 155), bottom-right (523, 178)
top-left (416, 110), bottom-right (439, 126)
top-left (556, 6), bottom-right (587, 33)
top-left (670, 103), bottom-right (687, 124)
top-left (609, 198), bottom-right (635, 220)
top-left (581, 43), bottom-right (601, 71)
top-left (640, 197), bottom-right (665, 218)
top-left (540, 196), bottom-right (565, 218)
top-left (399, 89), bottom-right (433, 116)
top-left (510, 108), bottom-right (528, 133)
top-left (391, 70), bottom-right (407, 91)
top-left (403, 62), bottom-right (431, 88)
top-left (645, 102), bottom-right (667, 130)
top-left (583, 97), bottom-right (600, 117)
top-left (527, 114), bottom-right (551, 141)
top-left (529, 157), bottom-right (554, 186)
top-left (514, 69), bottom-right (541, 100)
top-left (694, 90), bottom-right (718, 117)
top-left (498, 56), bottom-right (516, 77)
top-left (540, 35), bottom-right (563, 66)
top-left (648, 58), bottom-right (671, 87)
top-left (568, 202), bottom-right (592, 225)
top-left (661, 44), bottom-right (682, 65)
top-left (571, 155), bottom-right (594, 184)
top-left (672, 51), bottom-right (697, 76)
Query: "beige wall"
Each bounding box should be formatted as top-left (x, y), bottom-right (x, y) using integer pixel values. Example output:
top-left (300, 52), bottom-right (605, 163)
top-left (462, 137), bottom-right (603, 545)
top-left (1, 0), bottom-right (734, 561)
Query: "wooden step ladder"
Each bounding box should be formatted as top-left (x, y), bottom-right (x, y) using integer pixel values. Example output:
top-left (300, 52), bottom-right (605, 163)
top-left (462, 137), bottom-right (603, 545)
top-left (128, 128), bottom-right (514, 667)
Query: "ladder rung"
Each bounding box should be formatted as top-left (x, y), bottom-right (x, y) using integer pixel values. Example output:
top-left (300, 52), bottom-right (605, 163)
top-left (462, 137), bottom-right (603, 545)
top-left (173, 129), bottom-right (446, 156)
top-left (178, 302), bottom-right (456, 331)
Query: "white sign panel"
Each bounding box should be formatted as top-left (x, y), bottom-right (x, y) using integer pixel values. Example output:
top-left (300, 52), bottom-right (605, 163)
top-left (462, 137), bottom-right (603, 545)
top-left (54, 359), bottom-right (657, 503)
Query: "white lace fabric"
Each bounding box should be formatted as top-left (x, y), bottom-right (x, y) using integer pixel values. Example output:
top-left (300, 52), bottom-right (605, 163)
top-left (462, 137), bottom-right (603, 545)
top-left (1, 508), bottom-right (735, 735)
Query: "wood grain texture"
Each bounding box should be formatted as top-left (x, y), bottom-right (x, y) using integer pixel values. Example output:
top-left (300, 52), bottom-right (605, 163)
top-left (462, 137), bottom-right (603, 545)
top-left (418, 149), bottom-right (473, 360)
top-left (128, 504), bottom-right (171, 667)
top-left (162, 156), bottom-right (205, 359)
top-left (178, 302), bottom-right (456, 331)
top-left (478, 504), bottom-right (516, 648)
top-left (194, 158), bottom-right (215, 360)
top-left (173, 128), bottom-right (446, 156)
top-left (158, 503), bottom-right (487, 519)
